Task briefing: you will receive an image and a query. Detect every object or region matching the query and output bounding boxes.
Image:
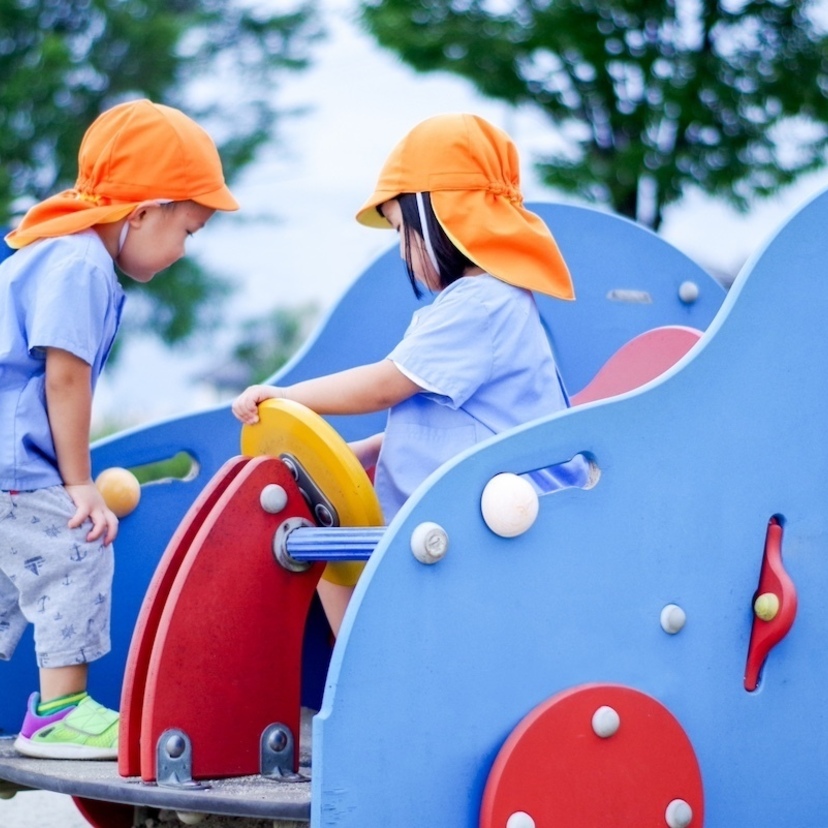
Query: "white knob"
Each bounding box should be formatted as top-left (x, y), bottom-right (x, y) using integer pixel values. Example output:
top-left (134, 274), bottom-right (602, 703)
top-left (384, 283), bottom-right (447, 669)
top-left (678, 281), bottom-right (699, 303)
top-left (665, 798), bottom-right (693, 827)
top-left (592, 705), bottom-right (621, 738)
top-left (506, 812), bottom-right (536, 828)
top-left (176, 812), bottom-right (207, 825)
top-left (660, 604), bottom-right (687, 634)
top-left (260, 484), bottom-right (288, 514)
top-left (481, 473), bottom-right (539, 538)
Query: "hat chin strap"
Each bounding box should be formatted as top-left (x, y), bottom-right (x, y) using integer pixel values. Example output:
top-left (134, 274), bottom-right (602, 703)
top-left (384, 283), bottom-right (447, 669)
top-left (118, 221), bottom-right (131, 255)
top-left (415, 192), bottom-right (441, 278)
top-left (117, 198), bottom-right (174, 255)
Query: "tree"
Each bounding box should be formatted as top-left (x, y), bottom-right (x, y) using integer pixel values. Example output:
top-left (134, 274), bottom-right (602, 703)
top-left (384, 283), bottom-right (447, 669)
top-left (0, 0), bottom-right (321, 345)
top-left (359, 0), bottom-right (828, 229)
top-left (199, 302), bottom-right (320, 392)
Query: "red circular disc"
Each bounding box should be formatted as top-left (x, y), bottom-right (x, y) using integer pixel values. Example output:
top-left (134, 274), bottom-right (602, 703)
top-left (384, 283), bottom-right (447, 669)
top-left (480, 683), bottom-right (704, 828)
top-left (72, 796), bottom-right (134, 828)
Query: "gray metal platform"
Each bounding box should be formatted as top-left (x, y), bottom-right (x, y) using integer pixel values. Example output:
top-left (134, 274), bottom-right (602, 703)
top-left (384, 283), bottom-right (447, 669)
top-left (0, 712), bottom-right (313, 823)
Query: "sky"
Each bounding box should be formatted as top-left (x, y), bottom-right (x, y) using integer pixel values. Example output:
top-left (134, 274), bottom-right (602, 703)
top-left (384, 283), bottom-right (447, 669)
top-left (92, 0), bottom-right (828, 428)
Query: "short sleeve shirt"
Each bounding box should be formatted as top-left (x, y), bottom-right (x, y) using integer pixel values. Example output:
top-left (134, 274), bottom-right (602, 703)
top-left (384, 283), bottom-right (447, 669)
top-left (0, 231), bottom-right (125, 490)
top-left (374, 274), bottom-right (567, 521)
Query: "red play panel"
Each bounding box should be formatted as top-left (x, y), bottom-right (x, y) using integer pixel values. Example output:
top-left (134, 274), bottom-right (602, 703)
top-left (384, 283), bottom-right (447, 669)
top-left (138, 455), bottom-right (323, 781)
top-left (572, 326), bottom-right (701, 405)
top-left (480, 683), bottom-right (704, 828)
top-left (119, 456), bottom-right (250, 777)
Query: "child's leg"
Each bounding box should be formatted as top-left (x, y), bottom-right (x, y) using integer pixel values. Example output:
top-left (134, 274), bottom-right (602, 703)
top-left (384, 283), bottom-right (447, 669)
top-left (316, 580), bottom-right (355, 638)
top-left (40, 663), bottom-right (88, 702)
top-left (0, 573), bottom-right (28, 662)
top-left (8, 487), bottom-right (114, 671)
top-left (7, 487), bottom-right (119, 759)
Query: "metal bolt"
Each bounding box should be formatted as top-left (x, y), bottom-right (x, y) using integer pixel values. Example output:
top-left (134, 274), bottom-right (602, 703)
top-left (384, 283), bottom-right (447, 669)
top-left (266, 727), bottom-right (288, 753)
top-left (315, 502), bottom-right (334, 527)
top-left (281, 456), bottom-right (299, 480)
top-left (165, 733), bottom-right (186, 759)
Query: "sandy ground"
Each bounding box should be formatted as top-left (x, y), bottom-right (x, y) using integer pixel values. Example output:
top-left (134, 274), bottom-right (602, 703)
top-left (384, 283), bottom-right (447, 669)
top-left (1, 790), bottom-right (90, 827)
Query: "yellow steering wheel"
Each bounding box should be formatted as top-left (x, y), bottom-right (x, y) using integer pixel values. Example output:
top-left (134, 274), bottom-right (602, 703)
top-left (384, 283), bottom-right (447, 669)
top-left (240, 398), bottom-right (383, 585)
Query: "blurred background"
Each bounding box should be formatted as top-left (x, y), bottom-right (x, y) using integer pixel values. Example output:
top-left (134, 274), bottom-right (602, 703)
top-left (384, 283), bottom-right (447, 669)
top-left (3, 0), bottom-right (828, 435)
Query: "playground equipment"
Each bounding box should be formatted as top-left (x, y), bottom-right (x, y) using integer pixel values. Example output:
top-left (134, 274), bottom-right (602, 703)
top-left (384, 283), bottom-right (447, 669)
top-left (8, 196), bottom-right (802, 826)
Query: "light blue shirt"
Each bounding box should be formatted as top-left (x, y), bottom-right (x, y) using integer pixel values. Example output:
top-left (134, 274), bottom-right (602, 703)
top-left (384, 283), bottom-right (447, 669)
top-left (0, 231), bottom-right (125, 490)
top-left (374, 274), bottom-right (568, 521)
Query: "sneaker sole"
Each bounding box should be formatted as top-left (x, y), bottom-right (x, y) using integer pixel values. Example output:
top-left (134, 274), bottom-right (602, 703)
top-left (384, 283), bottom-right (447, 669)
top-left (13, 734), bottom-right (117, 760)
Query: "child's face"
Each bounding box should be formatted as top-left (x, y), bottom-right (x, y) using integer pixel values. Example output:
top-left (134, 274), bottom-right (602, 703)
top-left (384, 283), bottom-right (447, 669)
top-left (117, 201), bottom-right (216, 283)
top-left (380, 199), bottom-right (440, 292)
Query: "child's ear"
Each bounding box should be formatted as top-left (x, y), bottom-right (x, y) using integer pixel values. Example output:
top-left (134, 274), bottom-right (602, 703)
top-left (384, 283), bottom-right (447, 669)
top-left (128, 208), bottom-right (147, 227)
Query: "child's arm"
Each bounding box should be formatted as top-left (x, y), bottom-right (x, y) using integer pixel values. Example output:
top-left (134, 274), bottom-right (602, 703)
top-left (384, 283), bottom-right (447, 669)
top-left (45, 348), bottom-right (119, 546)
top-left (232, 360), bottom-right (421, 424)
top-left (348, 432), bottom-right (383, 469)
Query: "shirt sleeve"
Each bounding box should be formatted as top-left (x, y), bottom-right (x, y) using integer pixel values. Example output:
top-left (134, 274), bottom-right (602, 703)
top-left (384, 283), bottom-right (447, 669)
top-left (25, 248), bottom-right (113, 366)
top-left (387, 284), bottom-right (494, 408)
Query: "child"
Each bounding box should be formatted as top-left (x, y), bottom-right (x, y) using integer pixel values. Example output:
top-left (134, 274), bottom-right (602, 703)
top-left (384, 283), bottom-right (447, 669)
top-left (232, 113), bottom-right (574, 634)
top-left (0, 99), bottom-right (238, 759)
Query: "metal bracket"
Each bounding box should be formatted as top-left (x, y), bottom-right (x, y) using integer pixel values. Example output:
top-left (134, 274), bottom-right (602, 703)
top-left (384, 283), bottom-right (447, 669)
top-left (279, 453), bottom-right (339, 527)
top-left (261, 723), bottom-right (309, 783)
top-left (156, 729), bottom-right (210, 790)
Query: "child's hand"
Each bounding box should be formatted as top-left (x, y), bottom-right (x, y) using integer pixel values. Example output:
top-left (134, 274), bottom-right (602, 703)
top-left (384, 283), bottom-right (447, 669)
top-left (232, 385), bottom-right (283, 424)
top-left (64, 482), bottom-right (119, 546)
top-left (348, 433), bottom-right (384, 469)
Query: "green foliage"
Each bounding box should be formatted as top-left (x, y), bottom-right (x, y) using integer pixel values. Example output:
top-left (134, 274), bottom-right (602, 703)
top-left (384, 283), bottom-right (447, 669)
top-left (224, 302), bottom-right (321, 388)
top-left (360, 0), bottom-right (828, 229)
top-left (0, 0), bottom-right (322, 345)
top-left (128, 451), bottom-right (196, 485)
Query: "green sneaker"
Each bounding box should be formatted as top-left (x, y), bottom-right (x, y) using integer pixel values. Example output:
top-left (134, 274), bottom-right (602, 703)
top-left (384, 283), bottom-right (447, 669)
top-left (14, 692), bottom-right (119, 760)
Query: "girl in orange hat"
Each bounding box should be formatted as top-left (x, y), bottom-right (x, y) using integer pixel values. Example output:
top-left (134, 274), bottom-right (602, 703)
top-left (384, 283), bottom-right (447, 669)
top-left (0, 99), bottom-right (238, 759)
top-left (233, 113), bottom-right (576, 634)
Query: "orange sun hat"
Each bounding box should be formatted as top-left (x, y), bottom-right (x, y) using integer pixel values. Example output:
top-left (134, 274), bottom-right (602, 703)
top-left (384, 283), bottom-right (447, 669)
top-left (356, 113), bottom-right (574, 301)
top-left (6, 99), bottom-right (239, 249)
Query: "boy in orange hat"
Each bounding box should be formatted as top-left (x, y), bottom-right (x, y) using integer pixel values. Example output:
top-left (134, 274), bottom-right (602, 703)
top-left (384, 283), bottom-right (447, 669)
top-left (0, 99), bottom-right (238, 759)
top-left (233, 113), bottom-right (576, 635)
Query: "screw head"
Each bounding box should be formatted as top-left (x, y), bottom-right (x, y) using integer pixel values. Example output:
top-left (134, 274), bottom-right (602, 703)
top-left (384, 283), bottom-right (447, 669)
top-left (165, 733), bottom-right (186, 759)
top-left (281, 456), bottom-right (299, 480)
top-left (314, 502), bottom-right (335, 526)
top-left (410, 522), bottom-right (449, 564)
top-left (267, 727), bottom-right (288, 753)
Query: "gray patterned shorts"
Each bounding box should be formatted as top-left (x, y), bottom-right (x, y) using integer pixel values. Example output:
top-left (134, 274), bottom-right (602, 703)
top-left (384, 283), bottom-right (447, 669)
top-left (0, 486), bottom-right (113, 668)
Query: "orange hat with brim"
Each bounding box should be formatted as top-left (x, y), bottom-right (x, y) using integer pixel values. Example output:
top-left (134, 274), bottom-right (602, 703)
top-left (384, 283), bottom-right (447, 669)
top-left (356, 113), bottom-right (574, 300)
top-left (6, 99), bottom-right (239, 249)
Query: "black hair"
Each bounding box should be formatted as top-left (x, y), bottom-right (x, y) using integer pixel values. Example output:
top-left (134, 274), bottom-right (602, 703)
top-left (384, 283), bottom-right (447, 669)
top-left (387, 192), bottom-right (477, 298)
